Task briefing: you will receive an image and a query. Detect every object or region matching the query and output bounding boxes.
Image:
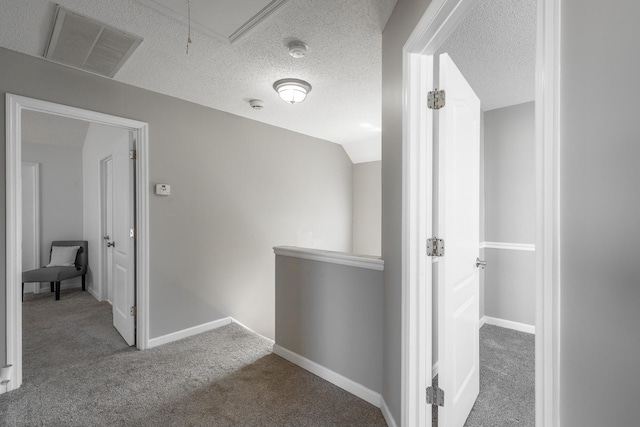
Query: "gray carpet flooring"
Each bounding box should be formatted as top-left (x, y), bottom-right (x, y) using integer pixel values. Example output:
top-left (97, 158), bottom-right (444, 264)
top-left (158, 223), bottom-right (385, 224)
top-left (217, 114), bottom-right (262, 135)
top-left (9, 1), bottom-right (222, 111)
top-left (465, 325), bottom-right (535, 426)
top-left (467, 325), bottom-right (535, 426)
top-left (432, 324), bottom-right (535, 426)
top-left (0, 289), bottom-right (386, 426)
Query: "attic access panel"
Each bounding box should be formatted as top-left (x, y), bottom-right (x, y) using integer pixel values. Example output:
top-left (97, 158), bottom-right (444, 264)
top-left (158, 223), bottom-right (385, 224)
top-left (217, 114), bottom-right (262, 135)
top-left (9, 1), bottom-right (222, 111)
top-left (136, 0), bottom-right (289, 43)
top-left (45, 6), bottom-right (143, 78)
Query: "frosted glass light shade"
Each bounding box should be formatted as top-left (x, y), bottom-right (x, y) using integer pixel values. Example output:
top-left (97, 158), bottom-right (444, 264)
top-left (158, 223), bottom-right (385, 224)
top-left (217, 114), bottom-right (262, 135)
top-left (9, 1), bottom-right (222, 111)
top-left (273, 79), bottom-right (312, 104)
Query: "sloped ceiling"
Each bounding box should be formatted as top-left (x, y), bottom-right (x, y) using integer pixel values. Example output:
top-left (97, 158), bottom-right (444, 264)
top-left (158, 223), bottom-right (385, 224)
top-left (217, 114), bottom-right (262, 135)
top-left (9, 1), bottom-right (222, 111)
top-left (438, 0), bottom-right (536, 111)
top-left (2, 0), bottom-right (535, 163)
top-left (22, 110), bottom-right (90, 148)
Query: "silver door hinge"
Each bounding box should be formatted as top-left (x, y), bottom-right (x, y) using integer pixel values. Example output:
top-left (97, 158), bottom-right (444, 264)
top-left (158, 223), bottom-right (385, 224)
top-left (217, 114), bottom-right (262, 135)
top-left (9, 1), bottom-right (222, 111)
top-left (130, 228), bottom-right (136, 238)
top-left (130, 306), bottom-right (137, 316)
top-left (129, 149), bottom-right (137, 160)
top-left (428, 89), bottom-right (446, 109)
top-left (427, 238), bottom-right (445, 257)
top-left (426, 386), bottom-right (445, 406)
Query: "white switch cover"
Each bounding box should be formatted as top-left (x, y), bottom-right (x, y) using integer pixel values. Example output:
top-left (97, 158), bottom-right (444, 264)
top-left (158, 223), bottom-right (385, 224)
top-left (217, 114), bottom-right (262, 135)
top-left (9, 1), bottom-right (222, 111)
top-left (155, 184), bottom-right (170, 195)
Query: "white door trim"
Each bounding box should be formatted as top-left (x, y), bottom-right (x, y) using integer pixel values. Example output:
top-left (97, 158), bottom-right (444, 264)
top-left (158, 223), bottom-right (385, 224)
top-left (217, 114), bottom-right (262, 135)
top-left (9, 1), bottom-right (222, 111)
top-left (535, 0), bottom-right (561, 424)
top-left (400, 0), bottom-right (561, 426)
top-left (21, 161), bottom-right (40, 294)
top-left (5, 94), bottom-right (151, 392)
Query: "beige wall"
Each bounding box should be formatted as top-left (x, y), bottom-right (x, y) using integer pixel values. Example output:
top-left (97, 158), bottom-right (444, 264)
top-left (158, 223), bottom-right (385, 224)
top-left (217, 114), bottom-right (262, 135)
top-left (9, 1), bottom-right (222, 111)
top-left (275, 254), bottom-right (384, 393)
top-left (483, 102), bottom-right (535, 326)
top-left (0, 46), bottom-right (353, 360)
top-left (22, 141), bottom-right (84, 289)
top-left (560, 0), bottom-right (640, 424)
top-left (353, 161), bottom-right (381, 256)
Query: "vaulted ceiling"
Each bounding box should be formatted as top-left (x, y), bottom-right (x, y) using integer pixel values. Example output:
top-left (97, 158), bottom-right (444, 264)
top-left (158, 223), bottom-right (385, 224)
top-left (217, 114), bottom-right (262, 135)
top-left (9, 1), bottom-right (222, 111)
top-left (1, 0), bottom-right (535, 161)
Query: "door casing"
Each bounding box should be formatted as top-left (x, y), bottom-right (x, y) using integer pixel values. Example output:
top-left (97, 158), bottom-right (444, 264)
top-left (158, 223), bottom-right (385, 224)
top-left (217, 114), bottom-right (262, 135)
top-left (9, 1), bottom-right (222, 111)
top-left (400, 0), bottom-right (561, 426)
top-left (5, 94), bottom-right (151, 392)
top-left (21, 161), bottom-right (40, 295)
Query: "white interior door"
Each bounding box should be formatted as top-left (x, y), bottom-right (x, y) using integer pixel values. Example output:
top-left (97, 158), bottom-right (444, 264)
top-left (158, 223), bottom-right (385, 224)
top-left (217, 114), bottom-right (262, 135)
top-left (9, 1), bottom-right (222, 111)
top-left (436, 53), bottom-right (481, 427)
top-left (111, 134), bottom-right (136, 346)
top-left (21, 162), bottom-right (40, 294)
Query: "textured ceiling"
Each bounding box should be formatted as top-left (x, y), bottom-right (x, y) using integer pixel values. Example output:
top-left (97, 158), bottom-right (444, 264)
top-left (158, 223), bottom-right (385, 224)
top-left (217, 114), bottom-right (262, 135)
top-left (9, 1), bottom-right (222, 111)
top-left (136, 0), bottom-right (289, 43)
top-left (1, 0), bottom-right (395, 163)
top-left (22, 110), bottom-right (90, 148)
top-left (3, 0), bottom-right (534, 163)
top-left (438, 0), bottom-right (536, 111)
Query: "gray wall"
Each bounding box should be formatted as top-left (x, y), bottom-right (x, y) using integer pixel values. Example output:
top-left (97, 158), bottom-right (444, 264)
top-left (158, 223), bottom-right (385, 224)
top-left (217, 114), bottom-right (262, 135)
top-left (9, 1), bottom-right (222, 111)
top-left (483, 102), bottom-right (535, 326)
top-left (381, 0), bottom-right (432, 422)
top-left (560, 0), bottom-right (640, 424)
top-left (353, 161), bottom-right (381, 256)
top-left (22, 141), bottom-right (84, 289)
top-left (0, 46), bottom-right (353, 362)
top-left (275, 254), bottom-right (383, 393)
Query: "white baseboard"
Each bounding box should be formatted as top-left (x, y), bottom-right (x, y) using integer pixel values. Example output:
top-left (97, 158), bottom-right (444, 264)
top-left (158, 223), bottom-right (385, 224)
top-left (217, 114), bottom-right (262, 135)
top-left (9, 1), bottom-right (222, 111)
top-left (380, 396), bottom-right (398, 427)
top-left (482, 316), bottom-right (535, 334)
top-left (230, 318), bottom-right (275, 345)
top-left (88, 287), bottom-right (101, 301)
top-left (147, 317), bottom-right (233, 348)
top-left (479, 316), bottom-right (487, 328)
top-left (272, 344), bottom-right (381, 408)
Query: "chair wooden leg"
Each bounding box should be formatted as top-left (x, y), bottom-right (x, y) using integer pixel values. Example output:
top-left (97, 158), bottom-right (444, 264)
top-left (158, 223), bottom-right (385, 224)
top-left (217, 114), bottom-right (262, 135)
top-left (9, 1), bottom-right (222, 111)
top-left (50, 282), bottom-right (54, 292)
top-left (22, 282), bottom-right (24, 302)
top-left (55, 282), bottom-right (60, 300)
top-left (82, 275), bottom-right (86, 291)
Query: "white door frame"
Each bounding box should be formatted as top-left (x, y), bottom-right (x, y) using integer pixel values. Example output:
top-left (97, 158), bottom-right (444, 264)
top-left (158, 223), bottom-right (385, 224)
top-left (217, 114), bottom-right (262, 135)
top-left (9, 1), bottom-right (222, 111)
top-left (5, 94), bottom-right (151, 392)
top-left (21, 161), bottom-right (40, 294)
top-left (400, 0), bottom-right (561, 426)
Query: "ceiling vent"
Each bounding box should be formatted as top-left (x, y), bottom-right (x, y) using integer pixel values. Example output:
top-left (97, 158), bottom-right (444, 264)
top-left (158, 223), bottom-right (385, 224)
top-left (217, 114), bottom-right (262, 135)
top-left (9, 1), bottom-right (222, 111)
top-left (44, 6), bottom-right (143, 78)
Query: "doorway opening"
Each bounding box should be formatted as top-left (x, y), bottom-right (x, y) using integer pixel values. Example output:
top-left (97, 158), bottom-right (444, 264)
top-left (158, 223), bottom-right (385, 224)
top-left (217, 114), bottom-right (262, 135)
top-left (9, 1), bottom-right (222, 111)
top-left (5, 94), bottom-right (151, 392)
top-left (400, 0), bottom-right (560, 425)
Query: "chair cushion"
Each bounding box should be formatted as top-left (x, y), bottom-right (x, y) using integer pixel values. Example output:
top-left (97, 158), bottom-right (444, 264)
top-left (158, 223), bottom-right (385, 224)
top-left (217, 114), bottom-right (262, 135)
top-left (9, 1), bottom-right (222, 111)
top-left (22, 266), bottom-right (82, 283)
top-left (47, 246), bottom-right (80, 267)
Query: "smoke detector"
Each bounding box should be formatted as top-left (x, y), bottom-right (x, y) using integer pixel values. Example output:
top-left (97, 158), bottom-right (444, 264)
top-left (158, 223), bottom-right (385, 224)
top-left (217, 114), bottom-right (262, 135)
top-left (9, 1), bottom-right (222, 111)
top-left (249, 99), bottom-right (264, 110)
top-left (287, 41), bottom-right (308, 59)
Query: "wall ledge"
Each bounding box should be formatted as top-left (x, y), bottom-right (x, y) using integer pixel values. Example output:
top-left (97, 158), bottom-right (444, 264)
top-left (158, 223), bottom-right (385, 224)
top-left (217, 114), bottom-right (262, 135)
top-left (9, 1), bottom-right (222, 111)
top-left (274, 246), bottom-right (384, 271)
top-left (480, 241), bottom-right (536, 251)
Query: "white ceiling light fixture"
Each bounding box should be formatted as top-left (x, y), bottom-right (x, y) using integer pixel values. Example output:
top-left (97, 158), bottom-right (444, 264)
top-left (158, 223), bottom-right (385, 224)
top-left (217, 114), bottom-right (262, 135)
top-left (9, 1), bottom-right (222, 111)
top-left (273, 78), bottom-right (312, 104)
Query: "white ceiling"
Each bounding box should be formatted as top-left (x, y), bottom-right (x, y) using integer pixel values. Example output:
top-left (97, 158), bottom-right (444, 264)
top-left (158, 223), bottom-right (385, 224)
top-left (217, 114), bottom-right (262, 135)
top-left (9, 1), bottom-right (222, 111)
top-left (136, 0), bottom-right (290, 43)
top-left (2, 0), bottom-right (535, 162)
top-left (439, 0), bottom-right (536, 111)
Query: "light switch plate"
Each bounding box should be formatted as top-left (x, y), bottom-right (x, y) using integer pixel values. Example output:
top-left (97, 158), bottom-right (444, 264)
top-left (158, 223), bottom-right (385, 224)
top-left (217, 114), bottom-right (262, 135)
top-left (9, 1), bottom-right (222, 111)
top-left (155, 184), bottom-right (170, 195)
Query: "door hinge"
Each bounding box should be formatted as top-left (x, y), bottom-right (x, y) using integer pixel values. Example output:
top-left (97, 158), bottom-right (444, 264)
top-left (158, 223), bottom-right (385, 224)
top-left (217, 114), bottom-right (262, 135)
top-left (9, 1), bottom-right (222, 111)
top-left (426, 386), bottom-right (445, 407)
top-left (428, 89), bottom-right (446, 109)
top-left (129, 149), bottom-right (137, 160)
top-left (427, 237), bottom-right (445, 257)
top-left (130, 228), bottom-right (136, 238)
top-left (130, 306), bottom-right (137, 316)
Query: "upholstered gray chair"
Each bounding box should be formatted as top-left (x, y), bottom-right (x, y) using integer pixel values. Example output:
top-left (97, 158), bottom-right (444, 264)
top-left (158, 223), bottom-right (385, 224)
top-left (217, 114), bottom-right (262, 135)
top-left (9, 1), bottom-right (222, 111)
top-left (22, 241), bottom-right (88, 301)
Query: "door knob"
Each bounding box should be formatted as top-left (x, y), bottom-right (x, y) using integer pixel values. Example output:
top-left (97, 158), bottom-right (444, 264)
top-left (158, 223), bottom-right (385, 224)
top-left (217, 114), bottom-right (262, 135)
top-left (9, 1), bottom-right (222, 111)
top-left (107, 241), bottom-right (115, 248)
top-left (475, 257), bottom-right (487, 269)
